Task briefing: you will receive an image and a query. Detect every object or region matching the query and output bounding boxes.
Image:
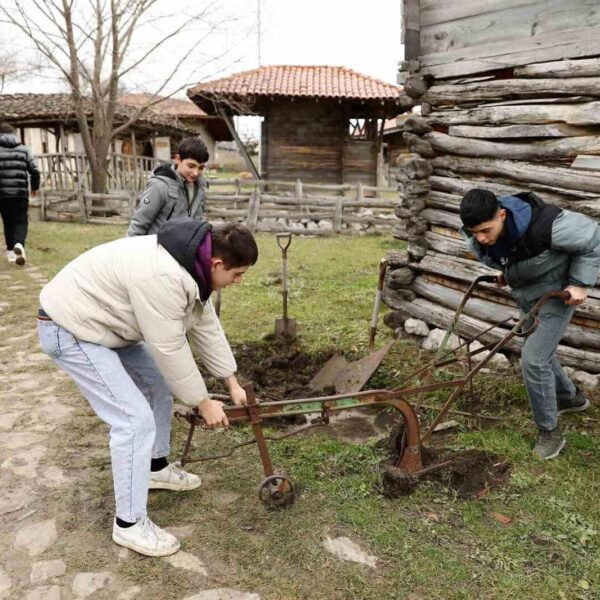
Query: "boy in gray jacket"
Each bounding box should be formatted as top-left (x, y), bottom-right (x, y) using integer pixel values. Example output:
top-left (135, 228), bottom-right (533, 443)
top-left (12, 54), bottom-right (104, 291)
top-left (460, 189), bottom-right (600, 460)
top-left (127, 137), bottom-right (208, 236)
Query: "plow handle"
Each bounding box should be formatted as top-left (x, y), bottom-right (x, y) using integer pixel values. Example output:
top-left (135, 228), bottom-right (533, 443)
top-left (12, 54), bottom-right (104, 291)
top-left (368, 259), bottom-right (389, 351)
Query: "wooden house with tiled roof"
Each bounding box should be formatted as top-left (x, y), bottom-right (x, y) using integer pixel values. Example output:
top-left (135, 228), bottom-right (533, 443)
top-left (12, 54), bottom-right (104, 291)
top-left (0, 93), bottom-right (211, 160)
top-left (188, 65), bottom-right (413, 185)
top-left (120, 93), bottom-right (232, 159)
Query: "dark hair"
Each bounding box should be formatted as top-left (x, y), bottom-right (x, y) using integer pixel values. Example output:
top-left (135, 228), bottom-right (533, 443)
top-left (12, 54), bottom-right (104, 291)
top-left (460, 189), bottom-right (499, 228)
top-left (178, 137), bottom-right (209, 163)
top-left (0, 122), bottom-right (15, 134)
top-left (212, 222), bottom-right (258, 268)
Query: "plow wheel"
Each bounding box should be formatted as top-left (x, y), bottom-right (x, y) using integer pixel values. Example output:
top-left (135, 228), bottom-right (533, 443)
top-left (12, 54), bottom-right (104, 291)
top-left (258, 475), bottom-right (295, 508)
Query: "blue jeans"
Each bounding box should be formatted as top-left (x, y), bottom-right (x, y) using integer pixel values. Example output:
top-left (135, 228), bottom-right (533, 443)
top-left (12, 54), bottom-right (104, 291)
top-left (37, 319), bottom-right (173, 522)
top-left (520, 297), bottom-right (576, 431)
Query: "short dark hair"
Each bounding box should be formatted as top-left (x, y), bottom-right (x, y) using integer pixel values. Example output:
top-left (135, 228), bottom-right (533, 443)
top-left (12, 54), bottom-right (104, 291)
top-left (460, 188), bottom-right (499, 228)
top-left (178, 137), bottom-right (209, 163)
top-left (0, 122), bottom-right (15, 134)
top-left (212, 222), bottom-right (258, 268)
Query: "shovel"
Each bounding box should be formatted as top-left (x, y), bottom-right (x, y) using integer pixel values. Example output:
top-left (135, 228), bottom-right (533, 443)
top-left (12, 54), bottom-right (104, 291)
top-left (274, 233), bottom-right (297, 338)
top-left (309, 258), bottom-right (394, 393)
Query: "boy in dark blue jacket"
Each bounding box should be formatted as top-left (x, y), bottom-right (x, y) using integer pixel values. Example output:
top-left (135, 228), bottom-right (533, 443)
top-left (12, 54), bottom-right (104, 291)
top-left (460, 188), bottom-right (600, 459)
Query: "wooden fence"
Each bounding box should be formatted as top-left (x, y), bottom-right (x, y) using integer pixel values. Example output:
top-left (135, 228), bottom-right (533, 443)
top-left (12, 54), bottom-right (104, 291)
top-left (37, 152), bottom-right (161, 193)
top-left (32, 178), bottom-right (399, 234)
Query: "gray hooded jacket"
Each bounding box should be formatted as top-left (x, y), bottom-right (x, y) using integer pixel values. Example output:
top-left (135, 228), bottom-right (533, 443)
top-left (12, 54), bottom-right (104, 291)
top-left (126, 163), bottom-right (206, 236)
top-left (0, 133), bottom-right (40, 201)
top-left (465, 195), bottom-right (600, 310)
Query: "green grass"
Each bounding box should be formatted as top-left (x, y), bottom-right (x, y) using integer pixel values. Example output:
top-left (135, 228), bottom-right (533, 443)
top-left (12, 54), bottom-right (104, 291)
top-left (12, 221), bottom-right (600, 599)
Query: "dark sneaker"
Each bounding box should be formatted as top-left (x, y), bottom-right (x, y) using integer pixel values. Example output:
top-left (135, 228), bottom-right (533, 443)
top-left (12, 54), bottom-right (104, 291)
top-left (558, 387), bottom-right (590, 415)
top-left (533, 427), bottom-right (566, 460)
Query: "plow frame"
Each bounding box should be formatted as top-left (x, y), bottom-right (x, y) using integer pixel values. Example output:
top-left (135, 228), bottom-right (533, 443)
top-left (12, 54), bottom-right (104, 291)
top-left (176, 279), bottom-right (569, 506)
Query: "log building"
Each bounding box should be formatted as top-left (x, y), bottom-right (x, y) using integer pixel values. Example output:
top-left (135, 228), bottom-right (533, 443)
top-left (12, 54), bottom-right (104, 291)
top-left (187, 65), bottom-right (412, 185)
top-left (386, 0), bottom-right (600, 372)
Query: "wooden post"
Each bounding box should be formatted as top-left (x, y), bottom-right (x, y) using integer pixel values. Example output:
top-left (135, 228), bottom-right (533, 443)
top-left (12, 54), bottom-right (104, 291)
top-left (40, 189), bottom-right (47, 221)
top-left (77, 190), bottom-right (87, 224)
top-left (402, 0), bottom-right (420, 63)
top-left (333, 196), bottom-right (343, 232)
top-left (247, 187), bottom-right (261, 232)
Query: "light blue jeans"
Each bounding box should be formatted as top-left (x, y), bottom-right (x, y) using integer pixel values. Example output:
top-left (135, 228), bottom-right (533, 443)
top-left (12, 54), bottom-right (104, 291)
top-left (520, 297), bottom-right (577, 432)
top-left (37, 319), bottom-right (173, 522)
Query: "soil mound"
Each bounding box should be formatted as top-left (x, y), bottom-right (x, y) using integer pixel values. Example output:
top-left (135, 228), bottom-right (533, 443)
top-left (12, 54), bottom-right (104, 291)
top-left (383, 446), bottom-right (511, 498)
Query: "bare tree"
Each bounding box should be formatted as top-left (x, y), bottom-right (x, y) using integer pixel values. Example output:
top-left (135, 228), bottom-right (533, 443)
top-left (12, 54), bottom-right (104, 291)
top-left (0, 50), bottom-right (33, 92)
top-left (1, 1), bottom-right (237, 192)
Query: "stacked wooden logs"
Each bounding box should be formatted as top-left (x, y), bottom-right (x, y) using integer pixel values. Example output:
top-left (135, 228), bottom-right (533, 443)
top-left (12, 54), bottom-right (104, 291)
top-left (386, 56), bottom-right (600, 373)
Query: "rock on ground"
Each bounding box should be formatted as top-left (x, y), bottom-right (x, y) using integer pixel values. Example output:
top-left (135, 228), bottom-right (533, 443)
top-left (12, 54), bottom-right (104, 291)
top-left (323, 536), bottom-right (377, 568)
top-left (164, 551), bottom-right (208, 575)
top-left (563, 367), bottom-right (599, 390)
top-left (30, 560), bottom-right (66, 584)
top-left (404, 318), bottom-right (429, 337)
top-left (72, 571), bottom-right (114, 597)
top-left (14, 518), bottom-right (58, 557)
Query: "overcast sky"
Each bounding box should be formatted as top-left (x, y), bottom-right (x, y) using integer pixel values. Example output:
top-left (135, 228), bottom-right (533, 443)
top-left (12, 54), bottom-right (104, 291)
top-left (1, 0), bottom-right (402, 136)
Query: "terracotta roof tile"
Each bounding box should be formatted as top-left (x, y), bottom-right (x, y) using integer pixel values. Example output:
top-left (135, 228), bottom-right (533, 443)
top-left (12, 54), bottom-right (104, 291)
top-left (0, 93), bottom-right (201, 135)
top-left (188, 65), bottom-right (402, 101)
top-left (120, 93), bottom-right (207, 117)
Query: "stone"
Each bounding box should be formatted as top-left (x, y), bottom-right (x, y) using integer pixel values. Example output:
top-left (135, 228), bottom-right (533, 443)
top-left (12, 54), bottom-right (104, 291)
top-left (387, 267), bottom-right (415, 289)
top-left (422, 328), bottom-right (460, 351)
top-left (31, 560), bottom-right (67, 583)
top-left (305, 221), bottom-right (319, 231)
top-left (404, 318), bottom-right (429, 337)
top-left (43, 466), bottom-right (70, 487)
top-left (15, 518), bottom-right (57, 556)
top-left (0, 432), bottom-right (45, 450)
top-left (165, 525), bottom-right (195, 539)
top-left (318, 220), bottom-right (333, 230)
top-left (0, 487), bottom-right (32, 515)
top-left (0, 569), bottom-right (11, 600)
top-left (72, 572), bottom-right (114, 597)
top-left (183, 590), bottom-right (260, 600)
top-left (164, 551), bottom-right (208, 575)
top-left (1, 444), bottom-right (47, 478)
top-left (0, 412), bottom-right (19, 430)
top-left (323, 536), bottom-right (377, 568)
top-left (562, 367), bottom-right (599, 390)
top-left (22, 585), bottom-right (61, 600)
top-left (117, 585), bottom-right (142, 599)
top-left (383, 309), bottom-right (411, 330)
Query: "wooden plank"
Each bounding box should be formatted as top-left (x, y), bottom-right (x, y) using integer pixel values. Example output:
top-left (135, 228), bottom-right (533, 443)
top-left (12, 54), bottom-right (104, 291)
top-left (432, 155), bottom-right (600, 193)
top-left (448, 124), bottom-right (599, 139)
top-left (420, 27), bottom-right (600, 79)
top-left (515, 57), bottom-right (600, 78)
top-left (419, 0), bottom-right (545, 27)
top-left (429, 101), bottom-right (600, 127)
top-left (571, 155), bottom-right (600, 171)
top-left (421, 1), bottom-right (600, 55)
top-left (425, 131), bottom-right (600, 160)
top-left (423, 78), bottom-right (600, 105)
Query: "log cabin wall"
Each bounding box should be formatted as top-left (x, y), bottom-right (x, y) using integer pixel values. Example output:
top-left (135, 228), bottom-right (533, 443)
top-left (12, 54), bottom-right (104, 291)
top-left (386, 0), bottom-right (600, 372)
top-left (261, 99), bottom-right (378, 185)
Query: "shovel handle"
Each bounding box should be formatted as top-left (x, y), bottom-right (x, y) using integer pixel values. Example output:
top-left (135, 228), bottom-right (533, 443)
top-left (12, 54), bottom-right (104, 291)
top-left (276, 233), bottom-right (292, 257)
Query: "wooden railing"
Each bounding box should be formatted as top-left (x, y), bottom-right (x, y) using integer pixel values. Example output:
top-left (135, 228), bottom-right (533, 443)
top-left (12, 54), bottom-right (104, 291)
top-left (37, 152), bottom-right (163, 193)
top-left (32, 173), bottom-right (399, 234)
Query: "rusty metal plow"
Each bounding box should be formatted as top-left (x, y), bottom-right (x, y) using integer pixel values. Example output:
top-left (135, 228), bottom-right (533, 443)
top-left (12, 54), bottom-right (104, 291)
top-left (176, 283), bottom-right (569, 508)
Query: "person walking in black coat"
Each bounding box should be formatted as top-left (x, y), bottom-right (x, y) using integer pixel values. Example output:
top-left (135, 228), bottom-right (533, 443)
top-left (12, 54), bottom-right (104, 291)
top-left (0, 122), bottom-right (40, 265)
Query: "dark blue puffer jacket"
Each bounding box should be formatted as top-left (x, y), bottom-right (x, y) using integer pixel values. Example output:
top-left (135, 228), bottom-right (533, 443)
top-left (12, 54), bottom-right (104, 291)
top-left (0, 133), bottom-right (40, 200)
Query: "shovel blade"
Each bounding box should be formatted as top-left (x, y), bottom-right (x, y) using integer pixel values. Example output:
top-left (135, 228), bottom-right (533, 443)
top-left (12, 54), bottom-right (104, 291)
top-left (333, 338), bottom-right (396, 394)
top-left (275, 317), bottom-right (297, 338)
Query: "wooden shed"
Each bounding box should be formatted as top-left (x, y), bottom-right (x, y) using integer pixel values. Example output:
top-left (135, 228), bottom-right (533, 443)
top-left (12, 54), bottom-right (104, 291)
top-left (187, 65), bottom-right (412, 185)
top-left (385, 0), bottom-right (600, 372)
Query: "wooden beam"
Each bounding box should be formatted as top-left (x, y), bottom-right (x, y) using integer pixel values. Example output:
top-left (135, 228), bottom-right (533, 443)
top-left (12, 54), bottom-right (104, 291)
top-left (402, 0), bottom-right (420, 62)
top-left (448, 123), bottom-right (599, 139)
top-left (515, 57), bottom-right (600, 78)
top-left (218, 109), bottom-right (260, 180)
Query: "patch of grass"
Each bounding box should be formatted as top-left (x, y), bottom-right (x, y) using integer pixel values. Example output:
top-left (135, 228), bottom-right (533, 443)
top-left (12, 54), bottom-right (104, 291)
top-left (8, 220), bottom-right (600, 599)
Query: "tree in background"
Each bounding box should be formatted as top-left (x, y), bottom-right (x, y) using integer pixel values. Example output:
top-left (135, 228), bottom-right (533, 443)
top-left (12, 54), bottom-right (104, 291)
top-left (0, 1), bottom-right (237, 192)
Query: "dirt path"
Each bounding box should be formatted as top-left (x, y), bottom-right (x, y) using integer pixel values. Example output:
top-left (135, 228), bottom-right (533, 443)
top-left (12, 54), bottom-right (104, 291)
top-left (0, 259), bottom-right (262, 600)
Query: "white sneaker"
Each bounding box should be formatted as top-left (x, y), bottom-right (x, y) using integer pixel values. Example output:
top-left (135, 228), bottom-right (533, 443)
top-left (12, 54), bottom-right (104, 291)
top-left (6, 250), bottom-right (16, 263)
top-left (13, 243), bottom-right (25, 265)
top-left (112, 517), bottom-right (180, 557)
top-left (149, 462), bottom-right (201, 491)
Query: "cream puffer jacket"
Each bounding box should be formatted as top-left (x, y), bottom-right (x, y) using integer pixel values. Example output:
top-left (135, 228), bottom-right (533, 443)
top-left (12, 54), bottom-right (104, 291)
top-left (39, 232), bottom-right (236, 406)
